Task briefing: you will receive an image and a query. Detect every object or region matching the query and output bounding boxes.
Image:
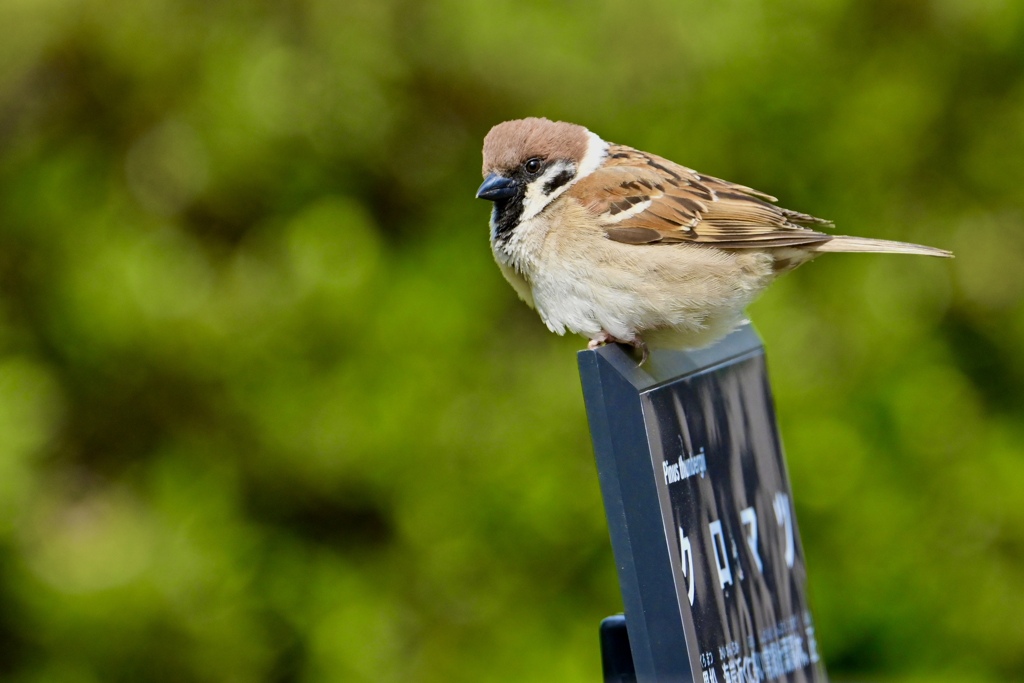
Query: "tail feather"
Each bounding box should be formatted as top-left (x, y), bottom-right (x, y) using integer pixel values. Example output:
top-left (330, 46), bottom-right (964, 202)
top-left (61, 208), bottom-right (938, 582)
top-left (811, 235), bottom-right (953, 258)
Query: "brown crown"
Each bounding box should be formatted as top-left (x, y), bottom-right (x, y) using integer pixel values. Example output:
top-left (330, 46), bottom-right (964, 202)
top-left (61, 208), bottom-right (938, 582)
top-left (482, 117), bottom-right (590, 175)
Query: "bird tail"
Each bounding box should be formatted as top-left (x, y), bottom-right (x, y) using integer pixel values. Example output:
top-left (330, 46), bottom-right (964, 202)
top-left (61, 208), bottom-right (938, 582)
top-left (810, 235), bottom-right (953, 258)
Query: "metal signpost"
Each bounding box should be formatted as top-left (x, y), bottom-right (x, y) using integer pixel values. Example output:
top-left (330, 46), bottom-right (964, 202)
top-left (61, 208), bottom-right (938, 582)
top-left (579, 324), bottom-right (827, 683)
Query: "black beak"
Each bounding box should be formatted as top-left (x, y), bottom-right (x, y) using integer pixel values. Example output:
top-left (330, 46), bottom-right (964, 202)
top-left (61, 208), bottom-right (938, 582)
top-left (476, 174), bottom-right (516, 201)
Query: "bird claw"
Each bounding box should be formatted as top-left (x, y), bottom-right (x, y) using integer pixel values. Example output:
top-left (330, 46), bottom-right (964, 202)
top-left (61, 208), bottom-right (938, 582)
top-left (587, 332), bottom-right (614, 350)
top-left (633, 338), bottom-right (650, 366)
top-left (588, 333), bottom-right (649, 366)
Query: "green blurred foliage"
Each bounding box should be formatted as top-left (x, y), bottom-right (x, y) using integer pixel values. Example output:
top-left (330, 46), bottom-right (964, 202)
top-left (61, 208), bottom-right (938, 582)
top-left (0, 0), bottom-right (1022, 680)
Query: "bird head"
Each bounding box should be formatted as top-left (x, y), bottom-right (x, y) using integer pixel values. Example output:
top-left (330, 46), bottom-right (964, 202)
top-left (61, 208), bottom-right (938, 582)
top-left (477, 117), bottom-right (607, 242)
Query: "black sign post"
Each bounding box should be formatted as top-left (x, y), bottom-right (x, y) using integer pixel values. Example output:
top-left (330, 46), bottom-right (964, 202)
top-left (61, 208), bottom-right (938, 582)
top-left (579, 324), bottom-right (827, 683)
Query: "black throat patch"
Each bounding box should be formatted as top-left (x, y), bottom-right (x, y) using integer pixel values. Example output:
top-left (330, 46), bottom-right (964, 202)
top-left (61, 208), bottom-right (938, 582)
top-left (490, 182), bottom-right (527, 247)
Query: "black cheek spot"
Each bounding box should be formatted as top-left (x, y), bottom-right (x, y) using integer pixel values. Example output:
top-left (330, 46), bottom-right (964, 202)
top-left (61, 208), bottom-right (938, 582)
top-left (543, 169), bottom-right (575, 195)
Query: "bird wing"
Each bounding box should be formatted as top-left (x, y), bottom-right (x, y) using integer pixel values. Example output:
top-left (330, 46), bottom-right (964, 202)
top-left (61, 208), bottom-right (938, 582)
top-left (568, 144), bottom-right (834, 249)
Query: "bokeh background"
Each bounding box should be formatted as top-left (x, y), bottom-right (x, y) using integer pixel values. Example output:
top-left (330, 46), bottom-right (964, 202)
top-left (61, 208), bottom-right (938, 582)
top-left (0, 0), bottom-right (1022, 681)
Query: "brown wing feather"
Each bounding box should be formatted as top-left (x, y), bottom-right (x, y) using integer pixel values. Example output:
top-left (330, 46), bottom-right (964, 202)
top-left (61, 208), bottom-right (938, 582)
top-left (569, 144), bottom-right (834, 249)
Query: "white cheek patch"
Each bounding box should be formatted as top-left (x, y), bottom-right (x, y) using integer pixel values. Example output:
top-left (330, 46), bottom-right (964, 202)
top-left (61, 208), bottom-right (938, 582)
top-left (518, 132), bottom-right (610, 223)
top-left (520, 161), bottom-right (575, 222)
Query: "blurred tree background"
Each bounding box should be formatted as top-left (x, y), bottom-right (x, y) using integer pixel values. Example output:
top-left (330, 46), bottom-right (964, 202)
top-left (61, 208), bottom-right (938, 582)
top-left (0, 0), bottom-right (1022, 681)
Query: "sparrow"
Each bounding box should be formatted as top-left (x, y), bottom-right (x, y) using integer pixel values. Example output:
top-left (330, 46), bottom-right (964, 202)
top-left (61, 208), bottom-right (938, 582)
top-left (476, 117), bottom-right (952, 363)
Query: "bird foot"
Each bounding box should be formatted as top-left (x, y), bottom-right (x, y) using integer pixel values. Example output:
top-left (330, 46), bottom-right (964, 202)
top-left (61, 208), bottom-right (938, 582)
top-left (587, 333), bottom-right (649, 366)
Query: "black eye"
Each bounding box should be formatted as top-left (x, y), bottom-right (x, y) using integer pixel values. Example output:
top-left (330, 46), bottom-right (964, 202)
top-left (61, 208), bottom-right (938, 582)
top-left (524, 158), bottom-right (543, 174)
